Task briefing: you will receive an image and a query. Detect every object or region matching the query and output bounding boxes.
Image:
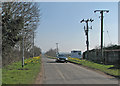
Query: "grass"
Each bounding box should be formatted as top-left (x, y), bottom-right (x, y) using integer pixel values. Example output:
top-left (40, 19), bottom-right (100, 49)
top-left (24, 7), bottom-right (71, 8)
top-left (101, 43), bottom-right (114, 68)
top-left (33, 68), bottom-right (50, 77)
top-left (0, 69), bottom-right (1, 85)
top-left (2, 56), bottom-right (41, 84)
top-left (68, 57), bottom-right (120, 77)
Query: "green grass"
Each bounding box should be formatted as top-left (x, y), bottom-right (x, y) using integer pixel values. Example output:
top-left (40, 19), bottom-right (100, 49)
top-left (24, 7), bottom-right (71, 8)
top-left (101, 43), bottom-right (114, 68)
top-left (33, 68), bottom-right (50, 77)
top-left (68, 58), bottom-right (120, 76)
top-left (0, 69), bottom-right (2, 85)
top-left (2, 57), bottom-right (41, 84)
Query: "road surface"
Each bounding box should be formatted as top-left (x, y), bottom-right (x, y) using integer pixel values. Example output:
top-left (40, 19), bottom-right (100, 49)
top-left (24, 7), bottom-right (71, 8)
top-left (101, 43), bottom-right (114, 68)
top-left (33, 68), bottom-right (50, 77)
top-left (42, 55), bottom-right (118, 84)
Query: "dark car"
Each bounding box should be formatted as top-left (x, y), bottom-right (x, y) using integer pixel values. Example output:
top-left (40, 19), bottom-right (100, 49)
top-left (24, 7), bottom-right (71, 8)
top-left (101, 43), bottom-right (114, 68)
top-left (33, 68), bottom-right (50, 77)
top-left (56, 54), bottom-right (68, 63)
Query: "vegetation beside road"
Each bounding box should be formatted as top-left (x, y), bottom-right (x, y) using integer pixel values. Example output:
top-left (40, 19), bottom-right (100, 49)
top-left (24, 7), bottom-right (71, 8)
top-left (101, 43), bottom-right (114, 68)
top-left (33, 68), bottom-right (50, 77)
top-left (2, 2), bottom-right (41, 66)
top-left (2, 56), bottom-right (41, 84)
top-left (68, 57), bottom-right (120, 77)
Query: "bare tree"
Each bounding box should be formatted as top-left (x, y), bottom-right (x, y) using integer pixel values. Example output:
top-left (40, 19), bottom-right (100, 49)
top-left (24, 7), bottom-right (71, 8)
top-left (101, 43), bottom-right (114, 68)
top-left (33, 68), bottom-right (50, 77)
top-left (2, 2), bottom-right (41, 66)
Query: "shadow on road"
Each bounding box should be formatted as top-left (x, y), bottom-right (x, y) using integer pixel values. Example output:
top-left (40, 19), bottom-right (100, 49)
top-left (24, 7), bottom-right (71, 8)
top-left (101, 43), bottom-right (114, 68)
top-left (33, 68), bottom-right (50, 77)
top-left (46, 61), bottom-right (57, 63)
top-left (46, 61), bottom-right (66, 64)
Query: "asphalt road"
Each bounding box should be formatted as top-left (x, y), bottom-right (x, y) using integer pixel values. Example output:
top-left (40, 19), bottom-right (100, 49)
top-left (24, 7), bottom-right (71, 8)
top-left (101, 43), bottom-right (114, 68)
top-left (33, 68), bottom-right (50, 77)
top-left (42, 55), bottom-right (118, 84)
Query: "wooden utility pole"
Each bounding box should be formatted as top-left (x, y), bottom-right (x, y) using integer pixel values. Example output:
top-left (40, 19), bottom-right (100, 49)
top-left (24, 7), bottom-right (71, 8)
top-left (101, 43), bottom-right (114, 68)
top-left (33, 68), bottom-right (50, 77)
top-left (80, 19), bottom-right (94, 59)
top-left (22, 28), bottom-right (24, 68)
top-left (33, 31), bottom-right (34, 58)
top-left (56, 43), bottom-right (59, 56)
top-left (94, 10), bottom-right (109, 63)
top-left (22, 14), bottom-right (25, 68)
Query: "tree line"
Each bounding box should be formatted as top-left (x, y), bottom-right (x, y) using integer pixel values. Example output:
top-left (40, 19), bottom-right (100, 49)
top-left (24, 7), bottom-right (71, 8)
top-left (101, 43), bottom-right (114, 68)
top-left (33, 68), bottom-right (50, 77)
top-left (45, 48), bottom-right (57, 57)
top-left (2, 2), bottom-right (41, 66)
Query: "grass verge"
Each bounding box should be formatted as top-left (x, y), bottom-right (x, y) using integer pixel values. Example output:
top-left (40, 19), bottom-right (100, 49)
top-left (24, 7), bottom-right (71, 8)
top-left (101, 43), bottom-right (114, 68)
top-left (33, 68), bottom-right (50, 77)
top-left (2, 56), bottom-right (41, 84)
top-left (68, 57), bottom-right (120, 77)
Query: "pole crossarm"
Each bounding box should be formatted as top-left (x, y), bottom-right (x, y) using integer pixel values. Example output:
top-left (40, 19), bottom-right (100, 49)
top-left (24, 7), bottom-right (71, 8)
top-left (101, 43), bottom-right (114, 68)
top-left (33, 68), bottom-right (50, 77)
top-left (94, 10), bottom-right (109, 13)
top-left (80, 18), bottom-right (94, 35)
top-left (80, 19), bottom-right (94, 23)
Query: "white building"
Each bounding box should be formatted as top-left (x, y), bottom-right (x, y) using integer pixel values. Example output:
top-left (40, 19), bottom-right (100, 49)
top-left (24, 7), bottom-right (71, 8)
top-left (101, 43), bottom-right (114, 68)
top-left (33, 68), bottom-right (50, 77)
top-left (71, 50), bottom-right (81, 58)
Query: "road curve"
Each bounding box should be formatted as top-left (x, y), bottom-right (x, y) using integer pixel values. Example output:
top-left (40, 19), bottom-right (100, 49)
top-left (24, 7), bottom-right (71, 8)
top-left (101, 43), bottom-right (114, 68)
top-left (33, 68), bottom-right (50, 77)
top-left (42, 55), bottom-right (118, 84)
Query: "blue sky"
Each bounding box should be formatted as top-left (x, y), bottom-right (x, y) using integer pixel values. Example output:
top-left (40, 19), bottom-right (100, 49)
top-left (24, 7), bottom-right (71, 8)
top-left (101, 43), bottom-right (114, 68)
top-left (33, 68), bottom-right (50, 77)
top-left (35, 2), bottom-right (118, 53)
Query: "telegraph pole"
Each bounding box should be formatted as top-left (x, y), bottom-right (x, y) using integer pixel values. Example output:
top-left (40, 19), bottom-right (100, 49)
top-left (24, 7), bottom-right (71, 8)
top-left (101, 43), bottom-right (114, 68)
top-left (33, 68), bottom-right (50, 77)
top-left (94, 10), bottom-right (109, 63)
top-left (56, 43), bottom-right (59, 56)
top-left (80, 19), bottom-right (94, 59)
top-left (33, 31), bottom-right (34, 58)
top-left (22, 20), bottom-right (24, 68)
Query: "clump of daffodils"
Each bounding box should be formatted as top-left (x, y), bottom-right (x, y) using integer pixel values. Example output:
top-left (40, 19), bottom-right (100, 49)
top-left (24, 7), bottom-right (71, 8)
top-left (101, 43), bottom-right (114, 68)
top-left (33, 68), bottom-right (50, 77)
top-left (68, 57), bottom-right (80, 60)
top-left (24, 56), bottom-right (40, 65)
top-left (68, 57), bottom-right (86, 63)
top-left (33, 56), bottom-right (40, 59)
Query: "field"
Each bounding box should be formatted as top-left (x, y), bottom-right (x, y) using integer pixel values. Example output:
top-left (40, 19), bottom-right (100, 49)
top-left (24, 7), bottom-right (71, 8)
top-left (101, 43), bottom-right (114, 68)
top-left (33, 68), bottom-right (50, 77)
top-left (2, 56), bottom-right (41, 84)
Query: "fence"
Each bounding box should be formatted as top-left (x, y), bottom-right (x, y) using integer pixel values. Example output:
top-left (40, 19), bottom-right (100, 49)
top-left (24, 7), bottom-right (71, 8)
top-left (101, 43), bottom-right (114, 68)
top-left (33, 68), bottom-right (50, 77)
top-left (83, 49), bottom-right (120, 65)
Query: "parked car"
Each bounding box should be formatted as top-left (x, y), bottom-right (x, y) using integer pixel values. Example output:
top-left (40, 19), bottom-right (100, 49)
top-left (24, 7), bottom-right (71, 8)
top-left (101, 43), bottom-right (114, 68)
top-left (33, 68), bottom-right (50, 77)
top-left (56, 54), bottom-right (68, 63)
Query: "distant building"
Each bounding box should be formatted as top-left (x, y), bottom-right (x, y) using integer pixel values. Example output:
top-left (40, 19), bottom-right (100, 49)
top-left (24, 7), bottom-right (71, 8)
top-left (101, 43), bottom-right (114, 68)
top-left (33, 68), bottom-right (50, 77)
top-left (71, 50), bottom-right (81, 58)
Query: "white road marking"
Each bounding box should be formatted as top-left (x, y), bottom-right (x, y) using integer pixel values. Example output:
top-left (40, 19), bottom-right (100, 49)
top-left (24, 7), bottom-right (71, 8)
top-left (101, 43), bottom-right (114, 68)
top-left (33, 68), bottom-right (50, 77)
top-left (54, 65), bottom-right (66, 80)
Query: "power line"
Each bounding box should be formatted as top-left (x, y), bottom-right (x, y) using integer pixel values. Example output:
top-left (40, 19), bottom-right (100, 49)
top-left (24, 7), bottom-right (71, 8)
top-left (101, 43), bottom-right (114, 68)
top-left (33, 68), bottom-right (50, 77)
top-left (107, 30), bottom-right (112, 44)
top-left (104, 22), bottom-right (112, 44)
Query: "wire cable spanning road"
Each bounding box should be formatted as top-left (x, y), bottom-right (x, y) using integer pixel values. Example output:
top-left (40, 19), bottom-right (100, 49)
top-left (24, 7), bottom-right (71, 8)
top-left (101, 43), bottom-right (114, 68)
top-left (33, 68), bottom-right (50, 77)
top-left (42, 55), bottom-right (118, 84)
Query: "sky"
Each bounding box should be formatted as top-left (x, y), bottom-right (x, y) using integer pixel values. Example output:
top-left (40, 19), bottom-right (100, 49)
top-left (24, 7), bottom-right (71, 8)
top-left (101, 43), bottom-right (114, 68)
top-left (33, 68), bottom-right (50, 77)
top-left (34, 2), bottom-right (118, 53)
